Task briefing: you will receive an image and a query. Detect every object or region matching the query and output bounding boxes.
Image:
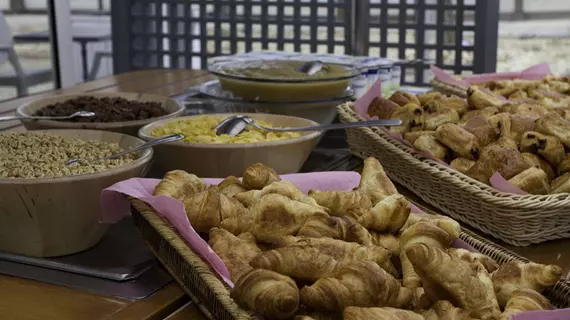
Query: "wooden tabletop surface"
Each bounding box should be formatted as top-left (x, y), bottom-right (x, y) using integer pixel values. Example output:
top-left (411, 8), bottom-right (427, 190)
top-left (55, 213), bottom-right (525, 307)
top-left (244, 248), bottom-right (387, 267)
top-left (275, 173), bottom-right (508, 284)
top-left (0, 69), bottom-right (568, 319)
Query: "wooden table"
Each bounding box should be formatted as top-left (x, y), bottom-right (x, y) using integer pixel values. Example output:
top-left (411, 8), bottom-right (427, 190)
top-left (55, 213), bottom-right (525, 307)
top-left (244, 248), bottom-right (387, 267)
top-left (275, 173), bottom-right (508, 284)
top-left (0, 69), bottom-right (568, 319)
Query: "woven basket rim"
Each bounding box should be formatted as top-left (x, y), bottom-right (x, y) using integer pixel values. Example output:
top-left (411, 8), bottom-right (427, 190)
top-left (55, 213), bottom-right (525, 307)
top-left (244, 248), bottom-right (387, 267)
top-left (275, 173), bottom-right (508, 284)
top-left (338, 103), bottom-right (570, 209)
top-left (128, 195), bottom-right (570, 311)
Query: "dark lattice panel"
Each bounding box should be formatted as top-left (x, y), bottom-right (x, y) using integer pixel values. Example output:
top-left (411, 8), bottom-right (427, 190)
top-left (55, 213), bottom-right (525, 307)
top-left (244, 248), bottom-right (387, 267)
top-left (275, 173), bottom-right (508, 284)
top-left (367, 0), bottom-right (498, 86)
top-left (112, 0), bottom-right (353, 72)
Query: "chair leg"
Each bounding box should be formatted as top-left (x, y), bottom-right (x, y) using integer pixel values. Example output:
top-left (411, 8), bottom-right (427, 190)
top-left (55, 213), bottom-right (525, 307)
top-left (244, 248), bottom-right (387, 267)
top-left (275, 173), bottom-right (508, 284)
top-left (88, 52), bottom-right (109, 81)
top-left (15, 80), bottom-right (29, 97)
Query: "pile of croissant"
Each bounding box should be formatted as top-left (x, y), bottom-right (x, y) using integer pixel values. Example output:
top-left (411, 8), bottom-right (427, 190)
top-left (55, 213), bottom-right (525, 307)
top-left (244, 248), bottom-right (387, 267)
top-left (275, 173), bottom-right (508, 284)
top-left (153, 157), bottom-right (563, 320)
top-left (367, 77), bottom-right (570, 195)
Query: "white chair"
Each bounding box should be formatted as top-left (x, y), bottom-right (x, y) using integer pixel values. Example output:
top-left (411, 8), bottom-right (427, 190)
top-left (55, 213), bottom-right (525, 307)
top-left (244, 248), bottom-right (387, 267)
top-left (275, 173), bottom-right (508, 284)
top-left (0, 11), bottom-right (53, 97)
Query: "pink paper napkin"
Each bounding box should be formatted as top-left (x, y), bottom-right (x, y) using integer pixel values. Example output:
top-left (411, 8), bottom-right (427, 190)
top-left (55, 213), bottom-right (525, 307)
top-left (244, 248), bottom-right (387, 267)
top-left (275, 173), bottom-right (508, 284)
top-left (431, 63), bottom-right (552, 88)
top-left (511, 309), bottom-right (570, 320)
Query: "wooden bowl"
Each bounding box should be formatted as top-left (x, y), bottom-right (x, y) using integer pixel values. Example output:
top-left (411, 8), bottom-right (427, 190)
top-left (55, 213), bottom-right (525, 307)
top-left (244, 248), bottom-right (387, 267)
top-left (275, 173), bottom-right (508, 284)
top-left (16, 92), bottom-right (185, 136)
top-left (138, 113), bottom-right (322, 177)
top-left (0, 129), bottom-right (153, 257)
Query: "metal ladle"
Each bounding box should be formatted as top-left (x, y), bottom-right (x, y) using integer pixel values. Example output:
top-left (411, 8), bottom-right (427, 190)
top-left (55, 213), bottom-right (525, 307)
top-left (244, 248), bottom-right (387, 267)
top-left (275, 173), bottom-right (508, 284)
top-left (214, 115), bottom-right (402, 137)
top-left (297, 60), bottom-right (324, 76)
top-left (65, 133), bottom-right (185, 166)
top-left (0, 111), bottom-right (96, 122)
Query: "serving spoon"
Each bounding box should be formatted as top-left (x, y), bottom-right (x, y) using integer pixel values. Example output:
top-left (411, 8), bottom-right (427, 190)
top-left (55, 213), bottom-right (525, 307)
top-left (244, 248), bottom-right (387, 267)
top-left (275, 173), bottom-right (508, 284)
top-left (297, 60), bottom-right (324, 76)
top-left (0, 111), bottom-right (96, 122)
top-left (65, 133), bottom-right (185, 166)
top-left (215, 115), bottom-right (402, 137)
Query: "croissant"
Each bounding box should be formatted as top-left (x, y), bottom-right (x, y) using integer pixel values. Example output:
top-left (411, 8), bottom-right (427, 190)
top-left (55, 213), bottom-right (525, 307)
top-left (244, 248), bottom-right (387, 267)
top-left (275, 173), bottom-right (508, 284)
top-left (183, 187), bottom-right (247, 233)
top-left (435, 123), bottom-right (480, 160)
top-left (219, 211), bottom-right (253, 235)
top-left (421, 300), bottom-right (495, 320)
top-left (507, 167), bottom-right (550, 194)
top-left (401, 213), bottom-right (461, 240)
top-left (153, 170), bottom-right (206, 199)
top-left (370, 232), bottom-right (400, 256)
top-left (236, 180), bottom-right (325, 209)
top-left (521, 153), bottom-right (556, 182)
top-left (358, 157), bottom-right (399, 205)
top-left (491, 260), bottom-right (562, 307)
top-left (231, 268), bottom-right (300, 319)
top-left (501, 289), bottom-right (552, 319)
top-left (208, 228), bottom-right (261, 282)
top-left (536, 112), bottom-right (570, 149)
top-left (249, 245), bottom-right (341, 282)
top-left (356, 194), bottom-right (411, 233)
top-left (405, 243), bottom-right (500, 315)
top-left (520, 131), bottom-right (566, 167)
top-left (448, 248), bottom-right (499, 273)
top-left (249, 193), bottom-right (329, 243)
top-left (399, 222), bottom-right (455, 288)
top-left (308, 189), bottom-right (372, 218)
top-left (301, 261), bottom-right (410, 311)
top-left (270, 236), bottom-right (398, 277)
top-left (297, 214), bottom-right (374, 246)
top-left (242, 163), bottom-right (281, 189)
top-left (344, 307), bottom-right (424, 320)
top-left (216, 176), bottom-right (248, 198)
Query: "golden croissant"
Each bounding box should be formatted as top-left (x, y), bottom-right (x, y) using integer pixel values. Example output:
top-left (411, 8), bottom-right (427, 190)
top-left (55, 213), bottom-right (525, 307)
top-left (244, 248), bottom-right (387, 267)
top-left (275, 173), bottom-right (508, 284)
top-left (301, 261), bottom-right (410, 312)
top-left (356, 194), bottom-right (411, 233)
top-left (249, 245), bottom-right (342, 282)
top-left (448, 248), bottom-right (499, 273)
top-left (344, 306), bottom-right (424, 320)
top-left (308, 189), bottom-right (372, 218)
top-left (153, 170), bottom-right (206, 199)
top-left (401, 213), bottom-right (461, 240)
top-left (208, 228), bottom-right (260, 283)
top-left (242, 163), bottom-right (281, 189)
top-left (358, 157), bottom-right (399, 205)
top-left (236, 180), bottom-right (325, 209)
top-left (491, 260), bottom-right (562, 307)
top-left (272, 236), bottom-right (397, 277)
top-left (370, 232), bottom-right (400, 256)
top-left (231, 268), bottom-right (300, 319)
top-left (399, 222), bottom-right (455, 288)
top-left (248, 193), bottom-right (329, 243)
top-left (297, 214), bottom-right (374, 246)
top-left (501, 288), bottom-right (552, 319)
top-left (405, 243), bottom-right (500, 315)
top-left (216, 176), bottom-right (248, 198)
top-left (183, 187), bottom-right (247, 233)
top-left (219, 211), bottom-right (254, 235)
top-left (421, 300), bottom-right (493, 320)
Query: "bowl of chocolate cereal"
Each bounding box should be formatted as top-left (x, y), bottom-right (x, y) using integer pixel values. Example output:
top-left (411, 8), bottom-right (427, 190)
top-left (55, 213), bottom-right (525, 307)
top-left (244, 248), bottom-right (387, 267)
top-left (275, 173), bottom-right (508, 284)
top-left (0, 129), bottom-right (153, 257)
top-left (16, 92), bottom-right (185, 136)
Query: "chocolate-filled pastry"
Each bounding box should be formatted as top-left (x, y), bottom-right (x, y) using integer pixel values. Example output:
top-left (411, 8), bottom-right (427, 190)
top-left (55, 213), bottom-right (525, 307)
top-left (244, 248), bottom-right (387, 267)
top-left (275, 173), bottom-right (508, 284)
top-left (403, 131), bottom-right (436, 145)
top-left (521, 153), bottom-right (556, 182)
top-left (466, 142), bottom-right (529, 184)
top-left (534, 91), bottom-right (570, 110)
top-left (502, 103), bottom-right (549, 120)
top-left (368, 97), bottom-right (400, 119)
top-left (412, 135), bottom-right (449, 161)
top-left (550, 172), bottom-right (570, 193)
top-left (450, 157), bottom-right (476, 174)
top-left (461, 107), bottom-right (500, 123)
top-left (535, 112), bottom-right (570, 149)
top-left (507, 167), bottom-right (550, 194)
top-left (443, 96), bottom-right (469, 115)
top-left (467, 86), bottom-right (505, 109)
top-left (558, 155), bottom-right (570, 176)
top-left (507, 89), bottom-right (529, 101)
top-left (435, 123), bottom-right (480, 160)
top-left (387, 103), bottom-right (425, 134)
top-left (556, 109), bottom-right (570, 121)
top-left (520, 131), bottom-right (566, 167)
top-left (417, 90), bottom-right (442, 105)
top-left (388, 90), bottom-right (421, 107)
top-left (423, 108), bottom-right (460, 131)
top-left (463, 116), bottom-right (499, 147)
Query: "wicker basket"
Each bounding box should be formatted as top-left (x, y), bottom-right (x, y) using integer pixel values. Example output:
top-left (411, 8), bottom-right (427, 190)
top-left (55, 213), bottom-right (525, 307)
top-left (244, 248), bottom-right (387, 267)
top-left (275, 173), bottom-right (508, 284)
top-left (338, 103), bottom-right (570, 246)
top-left (128, 197), bottom-right (570, 320)
top-left (430, 78), bottom-right (468, 97)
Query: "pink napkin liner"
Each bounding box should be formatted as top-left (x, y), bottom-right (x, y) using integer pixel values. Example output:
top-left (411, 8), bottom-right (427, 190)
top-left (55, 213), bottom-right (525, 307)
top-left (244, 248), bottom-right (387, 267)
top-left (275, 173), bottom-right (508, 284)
top-left (100, 172), bottom-right (568, 318)
top-left (431, 63), bottom-right (552, 88)
top-left (352, 77), bottom-right (528, 195)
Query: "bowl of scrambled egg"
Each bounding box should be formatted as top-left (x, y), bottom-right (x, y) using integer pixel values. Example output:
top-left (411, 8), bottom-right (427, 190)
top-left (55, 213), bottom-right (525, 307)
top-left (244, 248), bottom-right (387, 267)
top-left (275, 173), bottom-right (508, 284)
top-left (138, 113), bottom-right (322, 177)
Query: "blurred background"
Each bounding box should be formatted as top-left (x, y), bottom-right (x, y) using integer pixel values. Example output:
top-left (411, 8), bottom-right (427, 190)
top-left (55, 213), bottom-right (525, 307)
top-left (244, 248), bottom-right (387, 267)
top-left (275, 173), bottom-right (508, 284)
top-left (1, 0), bottom-right (569, 102)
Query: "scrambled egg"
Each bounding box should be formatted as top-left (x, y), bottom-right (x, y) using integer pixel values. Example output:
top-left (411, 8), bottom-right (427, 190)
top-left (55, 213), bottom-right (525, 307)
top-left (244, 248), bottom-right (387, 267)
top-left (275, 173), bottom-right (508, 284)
top-left (150, 115), bottom-right (302, 144)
